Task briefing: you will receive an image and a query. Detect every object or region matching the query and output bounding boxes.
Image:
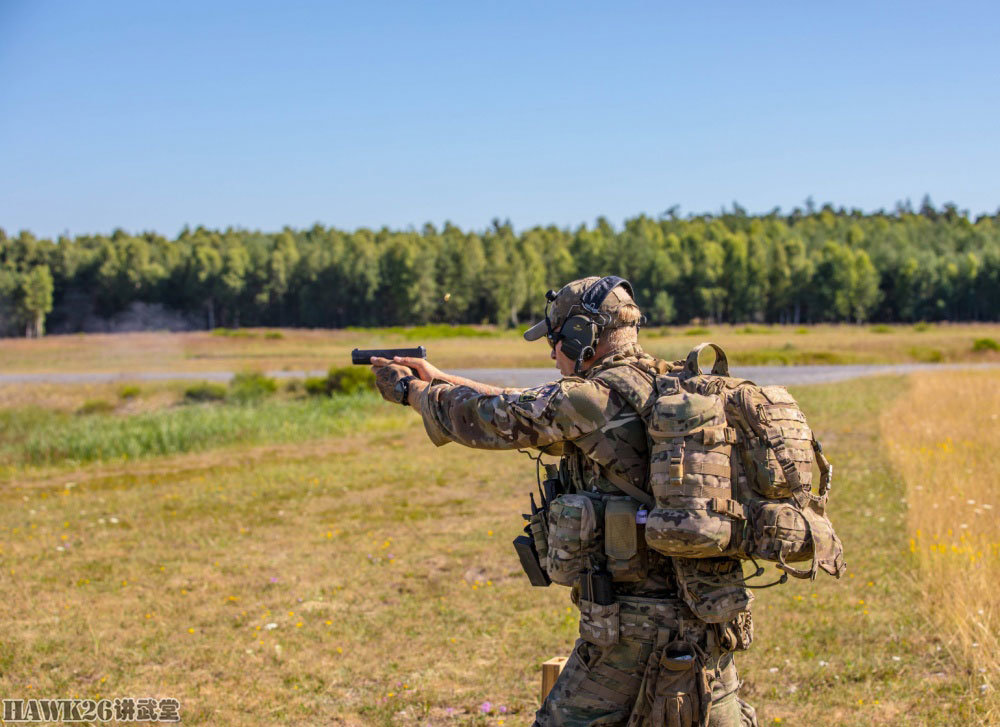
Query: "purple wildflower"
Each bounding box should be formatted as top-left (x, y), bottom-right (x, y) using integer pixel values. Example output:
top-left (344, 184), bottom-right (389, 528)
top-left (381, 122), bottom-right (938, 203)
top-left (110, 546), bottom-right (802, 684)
top-left (480, 701), bottom-right (492, 714)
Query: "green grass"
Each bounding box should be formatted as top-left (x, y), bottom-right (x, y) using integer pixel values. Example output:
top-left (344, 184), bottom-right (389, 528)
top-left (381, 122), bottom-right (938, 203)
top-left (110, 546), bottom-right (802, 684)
top-left (0, 393), bottom-right (395, 469)
top-left (973, 337), bottom-right (1000, 353)
top-left (735, 347), bottom-right (859, 365)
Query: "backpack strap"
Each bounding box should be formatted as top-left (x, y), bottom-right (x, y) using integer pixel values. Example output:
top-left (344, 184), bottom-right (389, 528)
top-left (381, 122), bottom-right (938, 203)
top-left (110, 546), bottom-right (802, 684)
top-left (590, 362), bottom-right (659, 508)
top-left (593, 362), bottom-right (659, 417)
top-left (685, 342), bottom-right (731, 377)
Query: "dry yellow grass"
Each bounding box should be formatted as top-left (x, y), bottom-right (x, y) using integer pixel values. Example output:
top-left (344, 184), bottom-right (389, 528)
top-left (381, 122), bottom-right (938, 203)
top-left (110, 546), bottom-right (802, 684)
top-left (882, 371), bottom-right (1000, 718)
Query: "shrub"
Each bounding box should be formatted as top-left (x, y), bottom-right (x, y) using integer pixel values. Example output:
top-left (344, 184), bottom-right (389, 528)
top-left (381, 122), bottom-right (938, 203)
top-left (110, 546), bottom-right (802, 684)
top-left (870, 324), bottom-right (893, 334)
top-left (304, 377), bottom-right (329, 397)
top-left (118, 385), bottom-right (141, 400)
top-left (77, 399), bottom-right (115, 416)
top-left (183, 382), bottom-right (228, 403)
top-left (913, 322), bottom-right (933, 332)
top-left (304, 367), bottom-right (376, 397)
top-left (229, 371), bottom-right (278, 402)
top-left (283, 378), bottom-right (305, 395)
top-left (211, 328), bottom-right (254, 338)
top-left (795, 327), bottom-right (810, 334)
top-left (972, 337), bottom-right (1000, 353)
top-left (326, 366), bottom-right (376, 395)
top-left (264, 331), bottom-right (284, 340)
top-left (908, 346), bottom-right (944, 363)
top-left (685, 327), bottom-right (711, 336)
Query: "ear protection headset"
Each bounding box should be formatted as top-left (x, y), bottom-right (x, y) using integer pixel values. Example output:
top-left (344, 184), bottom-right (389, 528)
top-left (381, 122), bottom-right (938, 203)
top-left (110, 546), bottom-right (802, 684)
top-left (546, 276), bottom-right (635, 373)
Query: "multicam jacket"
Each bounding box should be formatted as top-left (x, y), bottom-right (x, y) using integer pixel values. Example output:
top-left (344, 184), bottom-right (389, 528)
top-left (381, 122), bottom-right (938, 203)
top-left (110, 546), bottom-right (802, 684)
top-left (418, 343), bottom-right (682, 596)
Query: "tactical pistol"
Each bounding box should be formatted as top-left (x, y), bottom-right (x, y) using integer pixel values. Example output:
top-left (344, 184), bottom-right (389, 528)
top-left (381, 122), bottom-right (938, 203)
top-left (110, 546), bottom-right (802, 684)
top-left (351, 346), bottom-right (427, 365)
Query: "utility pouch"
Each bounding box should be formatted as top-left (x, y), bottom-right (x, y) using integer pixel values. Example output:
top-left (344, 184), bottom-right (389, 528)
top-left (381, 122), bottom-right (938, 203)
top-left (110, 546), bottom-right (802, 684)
top-left (604, 496), bottom-right (648, 582)
top-left (634, 640), bottom-right (712, 727)
top-left (578, 597), bottom-right (620, 648)
top-left (672, 557), bottom-right (753, 624)
top-left (528, 510), bottom-right (550, 573)
top-left (513, 535), bottom-right (550, 587)
top-left (546, 493), bottom-right (604, 587)
top-left (745, 501), bottom-right (812, 564)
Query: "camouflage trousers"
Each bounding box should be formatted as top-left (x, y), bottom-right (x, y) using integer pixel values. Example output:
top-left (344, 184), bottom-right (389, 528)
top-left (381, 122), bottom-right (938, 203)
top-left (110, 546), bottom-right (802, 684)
top-left (533, 598), bottom-right (757, 727)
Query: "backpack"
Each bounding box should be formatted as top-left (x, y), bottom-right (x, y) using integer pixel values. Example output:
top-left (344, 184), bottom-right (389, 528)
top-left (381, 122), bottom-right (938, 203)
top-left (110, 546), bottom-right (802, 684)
top-left (596, 342), bottom-right (846, 586)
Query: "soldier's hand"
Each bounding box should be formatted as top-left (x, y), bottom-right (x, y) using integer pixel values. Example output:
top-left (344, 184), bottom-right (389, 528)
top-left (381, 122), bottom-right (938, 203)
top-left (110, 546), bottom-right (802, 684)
top-left (370, 361), bottom-right (412, 404)
top-left (391, 355), bottom-right (443, 383)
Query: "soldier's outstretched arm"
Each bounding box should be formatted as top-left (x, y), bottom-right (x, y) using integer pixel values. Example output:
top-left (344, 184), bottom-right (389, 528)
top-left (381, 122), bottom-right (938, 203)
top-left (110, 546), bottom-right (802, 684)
top-left (373, 355), bottom-right (514, 396)
top-left (369, 357), bottom-right (629, 450)
top-left (410, 375), bottom-right (626, 451)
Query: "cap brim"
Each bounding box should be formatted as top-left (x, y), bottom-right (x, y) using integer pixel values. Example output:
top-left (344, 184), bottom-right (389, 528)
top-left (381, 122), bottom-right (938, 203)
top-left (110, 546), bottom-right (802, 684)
top-left (523, 320), bottom-right (548, 341)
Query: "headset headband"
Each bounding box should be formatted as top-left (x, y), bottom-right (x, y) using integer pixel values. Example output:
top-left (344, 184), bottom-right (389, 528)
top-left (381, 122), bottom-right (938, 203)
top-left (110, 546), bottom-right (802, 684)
top-left (579, 275), bottom-right (634, 318)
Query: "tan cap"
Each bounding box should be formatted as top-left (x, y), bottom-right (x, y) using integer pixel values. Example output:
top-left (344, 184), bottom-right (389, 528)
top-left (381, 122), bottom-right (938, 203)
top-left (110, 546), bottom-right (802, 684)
top-left (523, 276), bottom-right (638, 342)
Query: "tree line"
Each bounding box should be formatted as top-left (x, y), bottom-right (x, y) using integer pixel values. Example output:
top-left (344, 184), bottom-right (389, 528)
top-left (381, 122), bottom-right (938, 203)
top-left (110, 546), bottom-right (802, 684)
top-left (2, 198), bottom-right (999, 337)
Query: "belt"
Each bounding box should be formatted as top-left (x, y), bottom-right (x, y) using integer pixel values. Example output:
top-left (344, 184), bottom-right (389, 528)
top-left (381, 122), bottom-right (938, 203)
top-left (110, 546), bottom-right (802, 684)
top-left (615, 595), bottom-right (701, 641)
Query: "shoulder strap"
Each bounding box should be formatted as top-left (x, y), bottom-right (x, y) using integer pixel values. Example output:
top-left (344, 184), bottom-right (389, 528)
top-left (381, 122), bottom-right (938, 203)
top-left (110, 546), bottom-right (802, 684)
top-left (589, 362), bottom-right (658, 508)
top-left (592, 362), bottom-right (658, 416)
top-left (603, 468), bottom-right (654, 509)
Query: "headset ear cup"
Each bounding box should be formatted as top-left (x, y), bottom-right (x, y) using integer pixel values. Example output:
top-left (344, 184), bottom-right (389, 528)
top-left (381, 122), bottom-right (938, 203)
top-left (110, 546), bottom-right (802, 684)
top-left (559, 315), bottom-right (597, 362)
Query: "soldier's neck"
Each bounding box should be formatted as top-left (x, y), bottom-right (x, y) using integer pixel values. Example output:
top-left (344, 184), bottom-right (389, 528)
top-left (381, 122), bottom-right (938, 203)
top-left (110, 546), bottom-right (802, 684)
top-left (582, 341), bottom-right (644, 374)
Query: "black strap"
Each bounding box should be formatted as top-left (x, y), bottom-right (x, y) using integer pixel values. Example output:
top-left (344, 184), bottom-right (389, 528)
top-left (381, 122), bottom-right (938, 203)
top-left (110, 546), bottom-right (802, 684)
top-left (580, 276), bottom-right (634, 316)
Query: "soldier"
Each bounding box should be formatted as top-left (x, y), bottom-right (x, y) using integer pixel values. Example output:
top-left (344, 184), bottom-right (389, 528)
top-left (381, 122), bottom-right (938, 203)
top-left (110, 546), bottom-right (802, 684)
top-left (370, 276), bottom-right (757, 727)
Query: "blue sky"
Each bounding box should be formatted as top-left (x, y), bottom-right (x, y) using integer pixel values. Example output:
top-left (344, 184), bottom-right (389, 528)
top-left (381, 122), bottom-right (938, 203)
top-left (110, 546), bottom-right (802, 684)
top-left (1, 1), bottom-right (997, 238)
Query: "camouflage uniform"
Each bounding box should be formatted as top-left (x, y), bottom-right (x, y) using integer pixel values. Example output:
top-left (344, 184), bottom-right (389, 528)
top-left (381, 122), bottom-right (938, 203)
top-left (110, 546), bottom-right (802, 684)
top-left (418, 343), bottom-right (757, 727)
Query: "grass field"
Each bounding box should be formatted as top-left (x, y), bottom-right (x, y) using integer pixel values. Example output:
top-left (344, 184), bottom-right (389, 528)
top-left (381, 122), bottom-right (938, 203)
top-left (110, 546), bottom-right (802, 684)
top-left (1, 322), bottom-right (999, 374)
top-left (0, 356), bottom-right (996, 725)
